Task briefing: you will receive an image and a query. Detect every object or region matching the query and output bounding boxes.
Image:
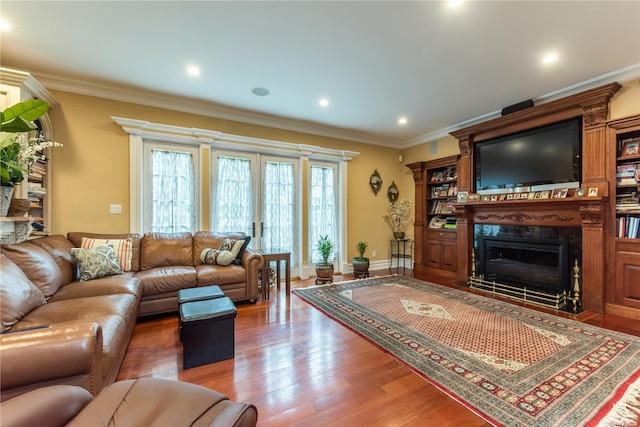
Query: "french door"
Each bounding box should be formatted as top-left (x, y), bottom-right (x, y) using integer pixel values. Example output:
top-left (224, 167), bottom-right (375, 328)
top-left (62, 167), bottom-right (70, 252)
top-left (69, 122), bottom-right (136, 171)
top-left (211, 151), bottom-right (298, 265)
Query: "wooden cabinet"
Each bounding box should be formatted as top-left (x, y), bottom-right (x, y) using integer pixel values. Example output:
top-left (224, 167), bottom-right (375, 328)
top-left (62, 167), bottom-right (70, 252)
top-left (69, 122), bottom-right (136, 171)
top-left (407, 155), bottom-right (458, 279)
top-left (608, 114), bottom-right (640, 315)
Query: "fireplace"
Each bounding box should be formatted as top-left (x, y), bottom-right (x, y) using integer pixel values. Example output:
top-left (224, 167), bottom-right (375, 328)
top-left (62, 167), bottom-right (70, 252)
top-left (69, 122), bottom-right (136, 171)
top-left (471, 224), bottom-right (581, 310)
top-left (478, 237), bottom-right (569, 294)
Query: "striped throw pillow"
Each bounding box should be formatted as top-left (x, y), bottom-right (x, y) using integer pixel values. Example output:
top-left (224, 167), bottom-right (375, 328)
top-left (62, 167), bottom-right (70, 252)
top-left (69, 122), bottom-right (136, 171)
top-left (81, 237), bottom-right (133, 272)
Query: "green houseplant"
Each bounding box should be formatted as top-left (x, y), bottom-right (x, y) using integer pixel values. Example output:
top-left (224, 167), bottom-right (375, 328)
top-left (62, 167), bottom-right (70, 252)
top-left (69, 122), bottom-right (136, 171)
top-left (0, 100), bottom-right (59, 216)
top-left (353, 240), bottom-right (370, 278)
top-left (315, 235), bottom-right (335, 285)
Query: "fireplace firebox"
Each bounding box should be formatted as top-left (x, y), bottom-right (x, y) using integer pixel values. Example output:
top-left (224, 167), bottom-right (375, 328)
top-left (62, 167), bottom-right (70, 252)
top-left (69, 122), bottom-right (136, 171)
top-left (478, 237), bottom-right (569, 295)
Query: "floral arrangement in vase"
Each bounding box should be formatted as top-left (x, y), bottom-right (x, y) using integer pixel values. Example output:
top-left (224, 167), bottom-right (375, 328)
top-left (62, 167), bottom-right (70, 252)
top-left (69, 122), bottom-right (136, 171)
top-left (383, 198), bottom-right (413, 239)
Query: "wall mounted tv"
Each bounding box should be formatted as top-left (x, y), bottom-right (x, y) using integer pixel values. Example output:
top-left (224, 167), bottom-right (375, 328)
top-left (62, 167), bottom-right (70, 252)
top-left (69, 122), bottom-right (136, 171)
top-left (475, 118), bottom-right (582, 193)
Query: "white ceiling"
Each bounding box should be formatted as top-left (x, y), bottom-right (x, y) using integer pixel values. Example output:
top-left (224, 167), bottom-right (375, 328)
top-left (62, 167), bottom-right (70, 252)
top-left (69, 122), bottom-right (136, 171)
top-left (1, 1), bottom-right (639, 148)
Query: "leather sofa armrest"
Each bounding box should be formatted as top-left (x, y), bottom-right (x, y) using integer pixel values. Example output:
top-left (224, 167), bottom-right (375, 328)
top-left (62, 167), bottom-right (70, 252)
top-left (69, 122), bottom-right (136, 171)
top-left (241, 249), bottom-right (263, 301)
top-left (0, 385), bottom-right (93, 427)
top-left (0, 321), bottom-right (104, 400)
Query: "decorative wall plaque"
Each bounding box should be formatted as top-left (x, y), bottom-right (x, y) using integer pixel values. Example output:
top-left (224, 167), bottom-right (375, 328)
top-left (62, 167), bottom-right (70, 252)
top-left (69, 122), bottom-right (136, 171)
top-left (387, 181), bottom-right (399, 202)
top-left (369, 169), bottom-right (382, 195)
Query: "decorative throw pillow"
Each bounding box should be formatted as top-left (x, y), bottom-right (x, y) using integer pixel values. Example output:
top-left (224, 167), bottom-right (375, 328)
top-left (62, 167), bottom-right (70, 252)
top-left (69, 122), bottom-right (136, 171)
top-left (0, 254), bottom-right (46, 333)
top-left (200, 249), bottom-right (235, 266)
top-left (70, 245), bottom-right (123, 281)
top-left (81, 237), bottom-right (133, 272)
top-left (219, 236), bottom-right (251, 265)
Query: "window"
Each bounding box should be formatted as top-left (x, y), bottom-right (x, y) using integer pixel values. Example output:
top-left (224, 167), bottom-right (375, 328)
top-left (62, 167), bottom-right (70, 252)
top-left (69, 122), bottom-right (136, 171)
top-left (309, 162), bottom-right (338, 264)
top-left (143, 142), bottom-right (199, 233)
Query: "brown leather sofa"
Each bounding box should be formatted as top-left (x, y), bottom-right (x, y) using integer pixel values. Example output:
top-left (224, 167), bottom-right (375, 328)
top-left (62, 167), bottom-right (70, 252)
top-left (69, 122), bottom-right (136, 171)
top-left (0, 378), bottom-right (258, 427)
top-left (67, 231), bottom-right (264, 315)
top-left (0, 231), bottom-right (263, 402)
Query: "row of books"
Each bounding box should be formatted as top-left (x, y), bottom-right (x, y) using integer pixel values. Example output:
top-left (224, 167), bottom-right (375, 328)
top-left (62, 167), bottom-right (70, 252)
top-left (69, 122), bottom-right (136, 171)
top-left (616, 192), bottom-right (640, 211)
top-left (428, 215), bottom-right (457, 229)
top-left (430, 199), bottom-right (455, 214)
top-left (617, 215), bottom-right (640, 238)
top-left (616, 162), bottom-right (640, 185)
top-left (430, 166), bottom-right (457, 182)
top-left (430, 183), bottom-right (457, 198)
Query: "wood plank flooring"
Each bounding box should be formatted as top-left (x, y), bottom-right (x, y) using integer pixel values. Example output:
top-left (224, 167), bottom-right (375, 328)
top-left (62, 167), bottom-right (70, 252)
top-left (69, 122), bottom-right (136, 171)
top-left (117, 272), bottom-right (640, 427)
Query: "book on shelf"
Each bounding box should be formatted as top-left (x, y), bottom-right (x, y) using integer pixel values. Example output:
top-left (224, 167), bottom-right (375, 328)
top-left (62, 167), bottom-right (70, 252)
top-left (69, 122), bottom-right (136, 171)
top-left (617, 215), bottom-right (640, 238)
top-left (617, 163), bottom-right (639, 185)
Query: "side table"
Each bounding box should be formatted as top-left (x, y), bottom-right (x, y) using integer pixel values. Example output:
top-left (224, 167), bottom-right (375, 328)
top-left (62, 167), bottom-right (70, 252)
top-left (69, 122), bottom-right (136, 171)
top-left (389, 239), bottom-right (414, 276)
top-left (257, 249), bottom-right (291, 300)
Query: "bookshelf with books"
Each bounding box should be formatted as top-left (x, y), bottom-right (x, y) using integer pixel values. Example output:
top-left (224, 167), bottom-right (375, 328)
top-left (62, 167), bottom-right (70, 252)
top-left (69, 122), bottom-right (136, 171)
top-left (407, 155), bottom-right (459, 278)
top-left (608, 114), bottom-right (640, 312)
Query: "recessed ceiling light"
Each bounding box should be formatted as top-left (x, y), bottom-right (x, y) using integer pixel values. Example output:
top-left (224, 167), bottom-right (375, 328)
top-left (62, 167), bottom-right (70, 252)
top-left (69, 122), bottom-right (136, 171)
top-left (252, 87), bottom-right (270, 96)
top-left (186, 65), bottom-right (200, 76)
top-left (543, 54), bottom-right (558, 64)
top-left (448, 0), bottom-right (463, 7)
top-left (398, 117), bottom-right (408, 125)
top-left (0, 20), bottom-right (11, 31)
top-left (319, 98), bottom-right (330, 107)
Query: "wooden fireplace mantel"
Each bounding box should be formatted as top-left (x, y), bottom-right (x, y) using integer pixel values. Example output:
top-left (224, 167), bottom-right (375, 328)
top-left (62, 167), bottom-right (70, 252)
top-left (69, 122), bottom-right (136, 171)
top-left (450, 82), bottom-right (622, 313)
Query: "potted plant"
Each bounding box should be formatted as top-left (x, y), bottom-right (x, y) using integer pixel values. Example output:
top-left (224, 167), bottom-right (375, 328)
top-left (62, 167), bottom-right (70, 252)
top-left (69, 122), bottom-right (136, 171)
top-left (353, 240), bottom-right (369, 278)
top-left (383, 198), bottom-right (413, 240)
top-left (0, 100), bottom-right (60, 216)
top-left (315, 235), bottom-right (334, 285)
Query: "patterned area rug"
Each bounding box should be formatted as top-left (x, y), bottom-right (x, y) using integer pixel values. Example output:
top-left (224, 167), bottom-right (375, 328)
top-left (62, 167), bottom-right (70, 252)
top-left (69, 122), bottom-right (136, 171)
top-left (293, 276), bottom-right (640, 427)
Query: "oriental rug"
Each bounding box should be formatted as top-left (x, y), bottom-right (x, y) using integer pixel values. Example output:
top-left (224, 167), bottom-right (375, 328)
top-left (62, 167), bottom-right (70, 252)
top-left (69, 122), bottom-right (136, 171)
top-left (293, 276), bottom-right (640, 427)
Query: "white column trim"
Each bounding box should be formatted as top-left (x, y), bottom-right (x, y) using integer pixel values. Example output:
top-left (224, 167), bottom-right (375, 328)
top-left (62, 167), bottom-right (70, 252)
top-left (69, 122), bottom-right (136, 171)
top-left (128, 134), bottom-right (143, 233)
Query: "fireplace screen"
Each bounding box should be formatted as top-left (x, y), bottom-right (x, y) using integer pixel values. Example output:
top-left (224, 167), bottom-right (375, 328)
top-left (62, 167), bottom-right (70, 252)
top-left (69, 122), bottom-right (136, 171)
top-left (478, 237), bottom-right (569, 294)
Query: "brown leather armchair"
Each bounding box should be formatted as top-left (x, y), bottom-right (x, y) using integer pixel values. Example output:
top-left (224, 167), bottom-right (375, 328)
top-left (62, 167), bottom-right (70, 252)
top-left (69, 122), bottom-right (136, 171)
top-left (0, 378), bottom-right (258, 427)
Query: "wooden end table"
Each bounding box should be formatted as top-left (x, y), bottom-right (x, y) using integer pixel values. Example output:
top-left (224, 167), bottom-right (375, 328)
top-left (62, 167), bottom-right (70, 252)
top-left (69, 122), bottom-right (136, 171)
top-left (257, 249), bottom-right (291, 300)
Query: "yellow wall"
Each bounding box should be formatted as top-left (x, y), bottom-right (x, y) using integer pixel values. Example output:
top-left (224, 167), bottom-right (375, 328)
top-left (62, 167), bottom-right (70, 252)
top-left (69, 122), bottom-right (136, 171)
top-left (47, 90), bottom-right (404, 264)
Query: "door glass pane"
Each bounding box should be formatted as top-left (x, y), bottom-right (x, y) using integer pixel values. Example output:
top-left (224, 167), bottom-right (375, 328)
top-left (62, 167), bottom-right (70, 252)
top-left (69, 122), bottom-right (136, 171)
top-left (151, 149), bottom-right (195, 233)
top-left (214, 156), bottom-right (253, 235)
top-left (263, 161), bottom-right (295, 261)
top-left (309, 165), bottom-right (337, 263)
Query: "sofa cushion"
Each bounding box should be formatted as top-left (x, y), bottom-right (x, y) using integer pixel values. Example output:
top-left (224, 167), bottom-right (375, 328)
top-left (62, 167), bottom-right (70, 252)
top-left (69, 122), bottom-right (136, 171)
top-left (196, 264), bottom-right (247, 287)
top-left (81, 237), bottom-right (133, 272)
top-left (140, 233), bottom-right (193, 270)
top-left (29, 235), bottom-right (77, 284)
top-left (68, 232), bottom-right (142, 272)
top-left (48, 274), bottom-right (141, 302)
top-left (200, 248), bottom-right (235, 266)
top-left (0, 254), bottom-right (46, 333)
top-left (193, 232), bottom-right (248, 266)
top-left (1, 242), bottom-right (66, 297)
top-left (70, 246), bottom-right (123, 281)
top-left (134, 266), bottom-right (198, 297)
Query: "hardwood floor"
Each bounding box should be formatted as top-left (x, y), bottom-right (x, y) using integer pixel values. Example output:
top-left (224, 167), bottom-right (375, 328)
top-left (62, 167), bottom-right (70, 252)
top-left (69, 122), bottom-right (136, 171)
top-left (117, 271), bottom-right (640, 427)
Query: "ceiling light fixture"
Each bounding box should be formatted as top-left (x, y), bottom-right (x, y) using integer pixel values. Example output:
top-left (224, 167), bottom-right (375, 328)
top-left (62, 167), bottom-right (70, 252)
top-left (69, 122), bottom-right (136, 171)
top-left (398, 117), bottom-right (408, 125)
top-left (543, 53), bottom-right (558, 64)
top-left (252, 87), bottom-right (270, 97)
top-left (448, 0), bottom-right (463, 7)
top-left (186, 65), bottom-right (200, 76)
top-left (0, 20), bottom-right (10, 31)
top-left (319, 98), bottom-right (330, 107)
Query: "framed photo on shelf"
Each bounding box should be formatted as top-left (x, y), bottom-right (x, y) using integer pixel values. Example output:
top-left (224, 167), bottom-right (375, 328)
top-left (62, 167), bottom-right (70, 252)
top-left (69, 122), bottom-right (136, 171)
top-left (490, 195), bottom-right (498, 202)
top-left (499, 194), bottom-right (506, 201)
top-left (551, 188), bottom-right (568, 199)
top-left (481, 195), bottom-right (491, 202)
top-left (621, 141), bottom-right (639, 157)
top-left (574, 188), bottom-right (587, 197)
top-left (468, 193), bottom-right (480, 202)
top-left (457, 191), bottom-right (468, 203)
top-left (527, 192), bottom-right (535, 200)
top-left (534, 192), bottom-right (542, 199)
top-left (540, 190), bottom-right (550, 199)
top-left (587, 187), bottom-right (599, 197)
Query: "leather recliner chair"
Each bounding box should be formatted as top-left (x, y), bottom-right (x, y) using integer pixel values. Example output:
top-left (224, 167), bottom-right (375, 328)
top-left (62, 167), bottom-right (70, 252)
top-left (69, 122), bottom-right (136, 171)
top-left (0, 378), bottom-right (258, 427)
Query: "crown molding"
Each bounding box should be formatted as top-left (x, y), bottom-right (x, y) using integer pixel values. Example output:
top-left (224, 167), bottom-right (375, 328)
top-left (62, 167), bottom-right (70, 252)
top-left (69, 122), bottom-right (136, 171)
top-left (33, 71), bottom-right (399, 148)
top-left (0, 67), bottom-right (59, 107)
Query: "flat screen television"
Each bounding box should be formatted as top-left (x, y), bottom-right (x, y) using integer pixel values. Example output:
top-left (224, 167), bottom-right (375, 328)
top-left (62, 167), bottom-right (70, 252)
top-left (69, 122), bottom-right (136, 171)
top-left (475, 118), bottom-right (582, 193)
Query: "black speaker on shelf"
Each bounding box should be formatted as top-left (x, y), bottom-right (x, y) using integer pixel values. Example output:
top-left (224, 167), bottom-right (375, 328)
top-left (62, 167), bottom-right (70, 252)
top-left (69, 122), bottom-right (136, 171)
top-left (501, 99), bottom-right (534, 116)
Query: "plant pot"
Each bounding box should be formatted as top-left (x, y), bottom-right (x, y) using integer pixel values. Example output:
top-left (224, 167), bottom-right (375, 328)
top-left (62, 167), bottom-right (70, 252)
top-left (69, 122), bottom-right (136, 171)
top-left (1, 186), bottom-right (15, 217)
top-left (8, 198), bottom-right (30, 217)
top-left (393, 232), bottom-right (405, 240)
top-left (315, 263), bottom-right (334, 285)
top-left (353, 257), bottom-right (370, 279)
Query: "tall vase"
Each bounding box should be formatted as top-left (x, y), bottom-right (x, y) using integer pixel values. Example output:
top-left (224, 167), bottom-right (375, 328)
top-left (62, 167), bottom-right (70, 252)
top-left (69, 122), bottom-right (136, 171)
top-left (1, 186), bottom-right (15, 217)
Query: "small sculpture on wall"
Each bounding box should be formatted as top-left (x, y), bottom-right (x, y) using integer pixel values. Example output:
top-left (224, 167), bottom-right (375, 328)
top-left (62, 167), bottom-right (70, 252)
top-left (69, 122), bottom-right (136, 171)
top-left (369, 169), bottom-right (383, 195)
top-left (387, 181), bottom-right (399, 202)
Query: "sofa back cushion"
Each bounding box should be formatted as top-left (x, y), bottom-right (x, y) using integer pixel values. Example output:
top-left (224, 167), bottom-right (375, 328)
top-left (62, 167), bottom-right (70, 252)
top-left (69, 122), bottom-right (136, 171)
top-left (1, 242), bottom-right (66, 297)
top-left (0, 254), bottom-right (46, 333)
top-left (193, 232), bottom-right (247, 266)
top-left (28, 235), bottom-right (77, 285)
top-left (140, 232), bottom-right (193, 270)
top-left (67, 232), bottom-right (142, 271)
